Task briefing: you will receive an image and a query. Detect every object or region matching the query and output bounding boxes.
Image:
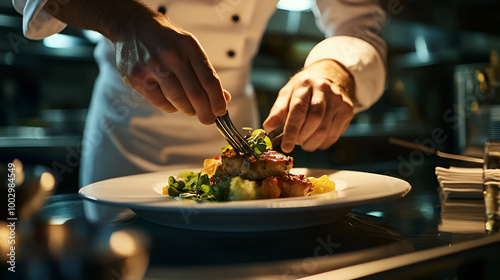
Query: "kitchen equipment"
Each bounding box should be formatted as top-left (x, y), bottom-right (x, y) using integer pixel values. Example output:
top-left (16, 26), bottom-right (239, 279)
top-left (389, 137), bottom-right (484, 164)
top-left (454, 52), bottom-right (500, 157)
top-left (266, 123), bottom-right (284, 148)
top-left (215, 111), bottom-right (254, 155)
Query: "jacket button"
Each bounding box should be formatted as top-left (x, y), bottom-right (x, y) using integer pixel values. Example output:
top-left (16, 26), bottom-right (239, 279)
top-left (158, 6), bottom-right (167, 14)
top-left (232, 15), bottom-right (240, 22)
top-left (227, 50), bottom-right (235, 57)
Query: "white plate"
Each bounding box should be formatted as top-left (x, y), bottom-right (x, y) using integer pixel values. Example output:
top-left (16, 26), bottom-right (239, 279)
top-left (79, 168), bottom-right (411, 232)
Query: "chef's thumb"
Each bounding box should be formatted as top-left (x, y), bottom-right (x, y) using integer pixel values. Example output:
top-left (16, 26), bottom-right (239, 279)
top-left (223, 90), bottom-right (232, 103)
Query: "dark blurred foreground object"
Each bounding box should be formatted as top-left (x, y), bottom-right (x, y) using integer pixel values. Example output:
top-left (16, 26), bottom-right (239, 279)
top-left (0, 159), bottom-right (150, 280)
top-left (0, 159), bottom-right (57, 221)
top-left (0, 219), bottom-right (150, 280)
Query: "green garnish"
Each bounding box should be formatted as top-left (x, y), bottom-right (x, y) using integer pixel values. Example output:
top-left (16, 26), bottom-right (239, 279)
top-left (167, 171), bottom-right (231, 201)
top-left (212, 176), bottom-right (231, 201)
top-left (221, 143), bottom-right (232, 152)
top-left (220, 128), bottom-right (272, 157)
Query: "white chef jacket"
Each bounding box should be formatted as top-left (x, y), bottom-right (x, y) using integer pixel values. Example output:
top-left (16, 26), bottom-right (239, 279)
top-left (13, 0), bottom-right (387, 188)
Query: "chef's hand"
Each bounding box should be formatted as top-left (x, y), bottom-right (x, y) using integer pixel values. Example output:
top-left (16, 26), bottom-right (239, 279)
top-left (114, 14), bottom-right (230, 124)
top-left (263, 59), bottom-right (354, 153)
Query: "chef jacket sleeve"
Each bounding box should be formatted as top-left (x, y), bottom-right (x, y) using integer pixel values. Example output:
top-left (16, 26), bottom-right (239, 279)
top-left (307, 0), bottom-right (387, 113)
top-left (12, 0), bottom-right (67, 40)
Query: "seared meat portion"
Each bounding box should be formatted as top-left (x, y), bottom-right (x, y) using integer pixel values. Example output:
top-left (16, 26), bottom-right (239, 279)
top-left (221, 149), bottom-right (293, 180)
top-left (220, 149), bottom-right (243, 177)
top-left (241, 150), bottom-right (293, 180)
top-left (260, 176), bottom-right (281, 199)
top-left (261, 174), bottom-right (313, 199)
top-left (218, 148), bottom-right (312, 199)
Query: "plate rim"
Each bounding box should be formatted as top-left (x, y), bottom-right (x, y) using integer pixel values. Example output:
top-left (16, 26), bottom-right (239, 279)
top-left (78, 168), bottom-right (411, 213)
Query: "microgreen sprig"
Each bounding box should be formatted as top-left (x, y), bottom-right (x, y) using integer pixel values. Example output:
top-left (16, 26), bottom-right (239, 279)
top-left (167, 171), bottom-right (231, 202)
top-left (221, 127), bottom-right (272, 157)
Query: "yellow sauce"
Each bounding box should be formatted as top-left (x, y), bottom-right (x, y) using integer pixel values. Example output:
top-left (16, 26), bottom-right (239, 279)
top-left (309, 175), bottom-right (336, 195)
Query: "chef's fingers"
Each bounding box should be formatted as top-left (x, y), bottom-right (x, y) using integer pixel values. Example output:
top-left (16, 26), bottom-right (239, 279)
top-left (127, 68), bottom-right (178, 113)
top-left (151, 64), bottom-right (197, 116)
top-left (280, 86), bottom-right (312, 153)
top-left (161, 55), bottom-right (216, 124)
top-left (190, 52), bottom-right (228, 117)
top-left (184, 64), bottom-right (218, 124)
top-left (263, 84), bottom-right (292, 132)
top-left (318, 100), bottom-right (353, 150)
top-left (318, 119), bottom-right (350, 150)
top-left (147, 53), bottom-right (199, 117)
top-left (147, 92), bottom-right (178, 113)
top-left (223, 90), bottom-right (232, 102)
top-left (296, 83), bottom-right (329, 147)
top-left (300, 86), bottom-right (337, 151)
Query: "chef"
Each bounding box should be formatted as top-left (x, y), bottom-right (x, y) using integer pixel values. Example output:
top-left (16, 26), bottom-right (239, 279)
top-left (13, 0), bottom-right (387, 189)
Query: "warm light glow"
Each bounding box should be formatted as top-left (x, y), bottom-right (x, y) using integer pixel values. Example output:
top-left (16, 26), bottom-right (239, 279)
top-left (12, 158), bottom-right (23, 171)
top-left (110, 231), bottom-right (137, 256)
top-left (0, 222), bottom-right (9, 261)
top-left (12, 158), bottom-right (25, 185)
top-left (394, 79), bottom-right (405, 92)
top-left (48, 224), bottom-right (67, 257)
top-left (40, 172), bottom-right (56, 191)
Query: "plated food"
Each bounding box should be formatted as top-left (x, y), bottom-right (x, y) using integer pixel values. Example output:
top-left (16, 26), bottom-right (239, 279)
top-left (162, 129), bottom-right (335, 201)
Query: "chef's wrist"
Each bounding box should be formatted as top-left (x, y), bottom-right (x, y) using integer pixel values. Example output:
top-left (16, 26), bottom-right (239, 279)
top-left (101, 3), bottom-right (161, 43)
top-left (43, 0), bottom-right (159, 43)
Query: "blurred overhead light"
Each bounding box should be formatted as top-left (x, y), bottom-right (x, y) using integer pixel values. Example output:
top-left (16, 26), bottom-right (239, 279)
top-left (43, 34), bottom-right (81, 49)
top-left (366, 211), bottom-right (384, 217)
top-left (12, 159), bottom-right (24, 186)
top-left (415, 35), bottom-right (430, 62)
top-left (110, 230), bottom-right (138, 256)
top-left (40, 172), bottom-right (56, 192)
top-left (277, 0), bottom-right (313, 12)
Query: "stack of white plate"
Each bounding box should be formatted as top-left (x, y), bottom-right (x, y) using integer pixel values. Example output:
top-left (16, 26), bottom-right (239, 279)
top-left (435, 166), bottom-right (484, 199)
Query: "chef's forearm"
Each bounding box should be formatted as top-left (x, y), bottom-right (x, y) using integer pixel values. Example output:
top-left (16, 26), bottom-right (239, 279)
top-left (45, 0), bottom-right (159, 42)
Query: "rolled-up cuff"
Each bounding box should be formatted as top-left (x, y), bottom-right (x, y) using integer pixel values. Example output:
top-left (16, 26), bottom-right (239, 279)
top-left (305, 36), bottom-right (386, 113)
top-left (13, 0), bottom-right (67, 40)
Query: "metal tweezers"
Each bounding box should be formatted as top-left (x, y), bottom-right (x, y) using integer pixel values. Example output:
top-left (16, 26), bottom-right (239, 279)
top-left (266, 123), bottom-right (284, 149)
top-left (215, 112), bottom-right (254, 155)
top-left (216, 112), bottom-right (286, 155)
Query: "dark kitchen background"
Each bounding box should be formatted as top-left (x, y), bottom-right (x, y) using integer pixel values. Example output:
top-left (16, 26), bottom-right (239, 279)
top-left (2, 0), bottom-right (500, 193)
